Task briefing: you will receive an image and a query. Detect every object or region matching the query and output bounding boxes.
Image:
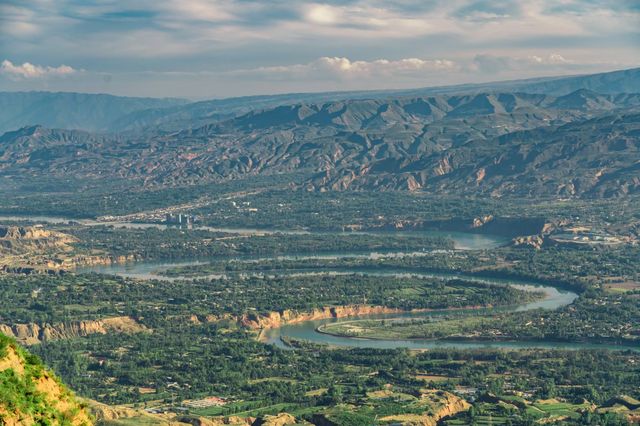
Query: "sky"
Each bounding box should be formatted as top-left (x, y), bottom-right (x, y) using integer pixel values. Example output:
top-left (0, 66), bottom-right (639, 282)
top-left (1, 0), bottom-right (639, 99)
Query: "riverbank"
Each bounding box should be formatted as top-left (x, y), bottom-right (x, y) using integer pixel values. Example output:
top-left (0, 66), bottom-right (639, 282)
top-left (315, 317), bottom-right (640, 348)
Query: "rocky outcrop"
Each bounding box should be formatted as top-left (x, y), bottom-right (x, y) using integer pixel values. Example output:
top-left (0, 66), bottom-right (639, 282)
top-left (379, 390), bottom-right (470, 426)
top-left (466, 217), bottom-right (548, 237)
top-left (0, 265), bottom-right (65, 275)
top-left (169, 313), bottom-right (235, 325)
top-left (175, 414), bottom-right (257, 425)
top-left (471, 215), bottom-right (494, 228)
top-left (512, 235), bottom-right (546, 249)
top-left (88, 400), bottom-right (142, 422)
top-left (434, 158), bottom-right (453, 176)
top-left (241, 305), bottom-right (401, 330)
top-left (0, 224), bottom-right (142, 275)
top-left (406, 175), bottom-right (422, 191)
top-left (427, 391), bottom-right (471, 424)
top-left (63, 254), bottom-right (138, 268)
top-left (0, 225), bottom-right (74, 242)
top-left (90, 402), bottom-right (225, 425)
top-left (0, 225), bottom-right (77, 254)
top-left (0, 316), bottom-right (148, 345)
top-left (252, 413), bottom-right (297, 426)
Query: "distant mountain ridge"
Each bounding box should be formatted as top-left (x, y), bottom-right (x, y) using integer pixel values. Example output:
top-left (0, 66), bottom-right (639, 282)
top-left (218, 90), bottom-right (640, 131)
top-left (1, 89), bottom-right (639, 198)
top-left (1, 67), bottom-right (638, 134)
top-left (86, 67), bottom-right (640, 133)
top-left (0, 92), bottom-right (188, 134)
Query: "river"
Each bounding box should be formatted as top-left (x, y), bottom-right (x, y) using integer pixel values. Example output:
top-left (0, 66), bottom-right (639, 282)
top-left (5, 215), bottom-right (633, 351)
top-left (0, 215), bottom-right (508, 250)
top-left (77, 259), bottom-right (631, 351)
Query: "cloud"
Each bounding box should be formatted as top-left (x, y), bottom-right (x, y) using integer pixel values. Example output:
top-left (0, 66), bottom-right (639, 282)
top-left (315, 57), bottom-right (458, 76)
top-left (0, 4), bottom-right (41, 37)
top-left (158, 0), bottom-right (237, 23)
top-left (529, 53), bottom-right (572, 65)
top-left (453, 0), bottom-right (522, 22)
top-left (471, 53), bottom-right (580, 74)
top-left (0, 60), bottom-right (78, 80)
top-left (235, 56), bottom-right (459, 81)
top-left (304, 4), bottom-right (342, 25)
top-left (0, 1), bottom-right (637, 97)
top-left (544, 0), bottom-right (640, 15)
top-left (4, 1), bottom-right (638, 60)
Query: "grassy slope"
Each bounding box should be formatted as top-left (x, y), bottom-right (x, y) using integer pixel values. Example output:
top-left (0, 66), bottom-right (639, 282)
top-left (0, 333), bottom-right (92, 425)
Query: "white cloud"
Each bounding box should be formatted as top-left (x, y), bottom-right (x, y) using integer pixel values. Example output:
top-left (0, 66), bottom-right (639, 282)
top-left (237, 56), bottom-right (459, 81)
top-left (1, 1), bottom-right (638, 96)
top-left (158, 0), bottom-right (237, 23)
top-left (304, 4), bottom-right (342, 25)
top-left (530, 54), bottom-right (572, 65)
top-left (0, 5), bottom-right (41, 37)
top-left (471, 53), bottom-right (582, 74)
top-left (0, 60), bottom-right (77, 80)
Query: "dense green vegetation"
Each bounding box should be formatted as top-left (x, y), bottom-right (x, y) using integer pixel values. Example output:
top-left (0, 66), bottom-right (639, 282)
top-left (0, 174), bottom-right (297, 219)
top-left (2, 68), bottom-right (640, 425)
top-left (0, 272), bottom-right (535, 327)
top-left (69, 225), bottom-right (454, 259)
top-left (320, 287), bottom-right (640, 344)
top-left (190, 190), bottom-right (640, 234)
top-left (1, 192), bottom-right (640, 424)
top-left (196, 242), bottom-right (640, 293)
top-left (2, 184), bottom-right (640, 239)
top-left (33, 328), bottom-right (640, 422)
top-left (445, 397), bottom-right (631, 426)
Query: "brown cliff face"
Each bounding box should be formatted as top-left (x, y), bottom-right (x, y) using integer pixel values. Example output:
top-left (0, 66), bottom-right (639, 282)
top-left (252, 413), bottom-right (297, 426)
top-left (434, 158), bottom-right (453, 176)
top-left (471, 215), bottom-right (494, 228)
top-left (379, 390), bottom-right (470, 426)
top-left (90, 399), bottom-right (260, 426)
top-left (88, 400), bottom-right (205, 425)
top-left (512, 235), bottom-right (546, 249)
top-left (0, 225), bottom-right (76, 242)
top-left (87, 400), bottom-right (142, 422)
top-left (427, 391), bottom-right (471, 424)
top-left (1, 254), bottom-right (139, 275)
top-left (241, 305), bottom-right (401, 330)
top-left (63, 254), bottom-right (138, 268)
top-left (0, 316), bottom-right (148, 345)
top-left (0, 225), bottom-right (77, 254)
top-left (0, 224), bottom-right (141, 274)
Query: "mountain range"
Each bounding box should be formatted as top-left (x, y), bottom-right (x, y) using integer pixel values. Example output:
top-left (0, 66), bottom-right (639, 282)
top-left (1, 68), bottom-right (639, 199)
top-left (1, 67), bottom-right (638, 135)
top-left (1, 87), bottom-right (639, 198)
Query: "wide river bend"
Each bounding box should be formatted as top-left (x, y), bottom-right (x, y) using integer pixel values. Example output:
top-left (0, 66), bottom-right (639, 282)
top-left (3, 216), bottom-right (635, 351)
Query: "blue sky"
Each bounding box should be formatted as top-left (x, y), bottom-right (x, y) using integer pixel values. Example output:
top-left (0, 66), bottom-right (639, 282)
top-left (1, 0), bottom-right (638, 99)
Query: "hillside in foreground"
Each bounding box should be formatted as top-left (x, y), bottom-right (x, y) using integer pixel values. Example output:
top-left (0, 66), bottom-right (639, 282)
top-left (0, 333), bottom-right (92, 425)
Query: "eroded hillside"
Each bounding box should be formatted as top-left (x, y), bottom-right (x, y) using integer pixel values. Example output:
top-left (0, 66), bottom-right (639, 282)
top-left (1, 90), bottom-right (639, 198)
top-left (0, 333), bottom-right (92, 425)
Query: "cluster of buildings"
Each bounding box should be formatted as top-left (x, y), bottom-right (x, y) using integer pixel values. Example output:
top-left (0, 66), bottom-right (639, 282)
top-left (182, 396), bottom-right (228, 408)
top-left (550, 230), bottom-right (625, 245)
top-left (164, 213), bottom-right (198, 227)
